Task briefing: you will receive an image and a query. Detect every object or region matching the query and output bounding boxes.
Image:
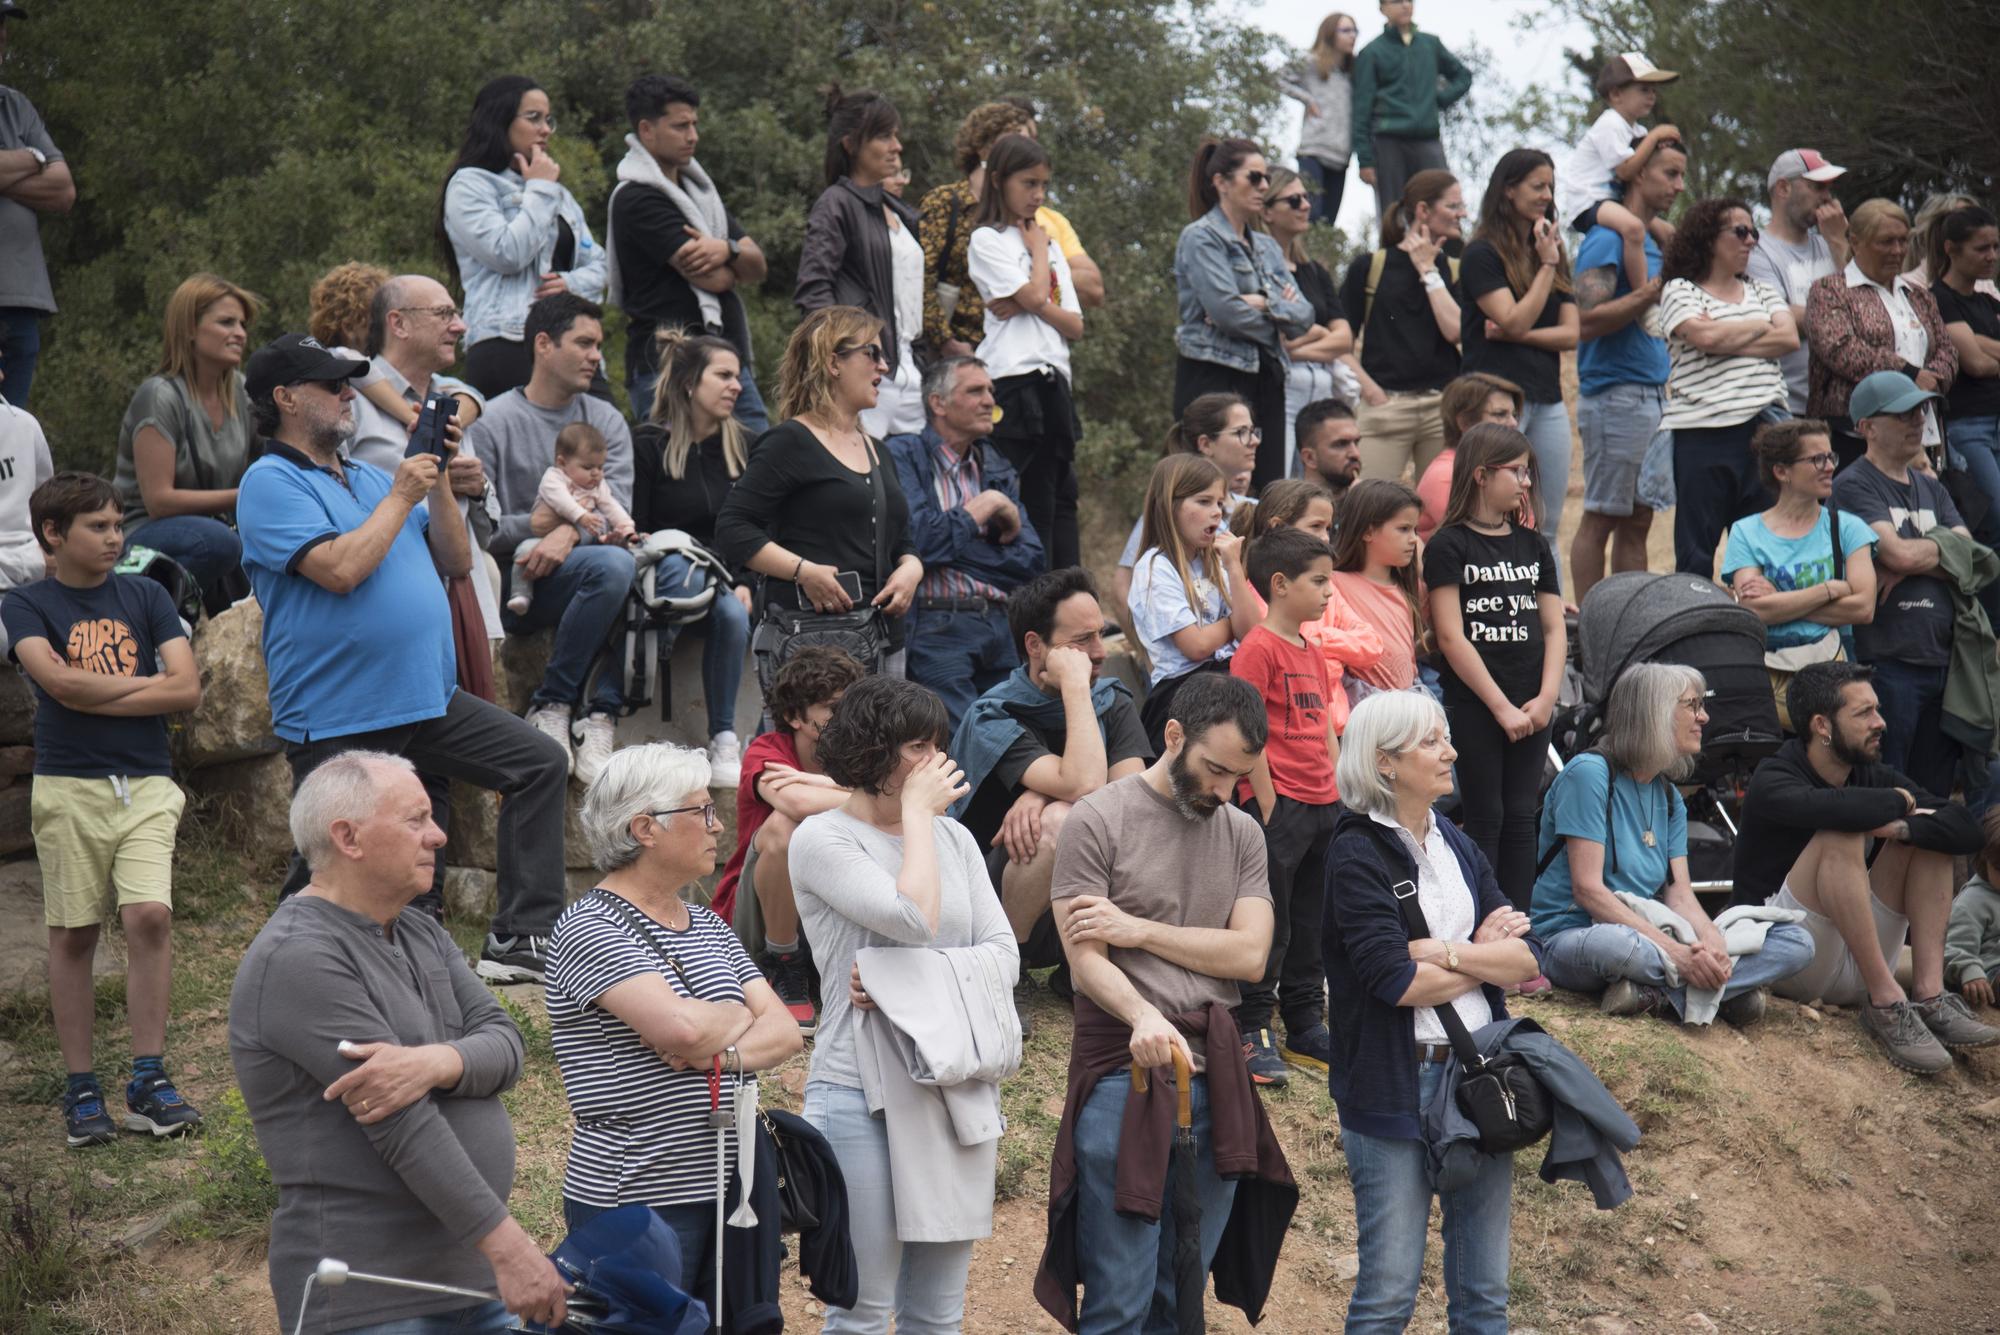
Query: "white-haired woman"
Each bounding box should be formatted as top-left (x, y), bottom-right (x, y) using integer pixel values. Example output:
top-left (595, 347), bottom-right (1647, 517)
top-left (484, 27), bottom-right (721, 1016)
top-left (1322, 690), bottom-right (1542, 1334)
top-left (1531, 664), bottom-right (1815, 1024)
top-left (545, 743), bottom-right (803, 1313)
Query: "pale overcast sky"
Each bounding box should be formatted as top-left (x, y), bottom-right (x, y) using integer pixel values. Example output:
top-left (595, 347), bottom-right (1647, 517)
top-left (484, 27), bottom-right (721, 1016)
top-left (1242, 0), bottom-right (1595, 238)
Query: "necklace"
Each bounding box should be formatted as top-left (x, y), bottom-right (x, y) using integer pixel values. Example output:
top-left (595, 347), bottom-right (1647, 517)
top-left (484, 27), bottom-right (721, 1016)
top-left (1640, 777), bottom-right (1658, 847)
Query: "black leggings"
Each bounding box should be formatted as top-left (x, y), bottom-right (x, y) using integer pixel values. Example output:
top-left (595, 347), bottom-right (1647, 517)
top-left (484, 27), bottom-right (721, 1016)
top-left (1446, 694), bottom-right (1550, 911)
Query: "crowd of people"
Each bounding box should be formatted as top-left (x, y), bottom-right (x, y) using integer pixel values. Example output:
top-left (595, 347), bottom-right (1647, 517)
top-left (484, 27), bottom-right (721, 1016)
top-left (4, 2), bottom-right (2000, 1332)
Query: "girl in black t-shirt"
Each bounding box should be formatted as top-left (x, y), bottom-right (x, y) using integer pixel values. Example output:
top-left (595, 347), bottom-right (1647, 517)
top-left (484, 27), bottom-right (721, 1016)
top-left (1424, 424), bottom-right (1566, 911)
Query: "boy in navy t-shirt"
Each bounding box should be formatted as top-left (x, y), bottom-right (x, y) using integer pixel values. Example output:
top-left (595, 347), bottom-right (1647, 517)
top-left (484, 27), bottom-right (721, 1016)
top-left (0, 473), bottom-right (202, 1148)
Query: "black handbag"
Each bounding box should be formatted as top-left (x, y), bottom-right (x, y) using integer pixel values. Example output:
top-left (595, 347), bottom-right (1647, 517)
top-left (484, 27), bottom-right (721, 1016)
top-left (1392, 879), bottom-right (1554, 1155)
top-left (751, 436), bottom-right (892, 694)
top-left (757, 1109), bottom-right (823, 1235)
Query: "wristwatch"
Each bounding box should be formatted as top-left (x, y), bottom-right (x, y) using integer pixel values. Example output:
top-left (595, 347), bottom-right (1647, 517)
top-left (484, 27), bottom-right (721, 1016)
top-left (26, 148), bottom-right (46, 172)
top-left (1443, 944), bottom-right (1461, 971)
top-left (726, 237), bottom-right (742, 263)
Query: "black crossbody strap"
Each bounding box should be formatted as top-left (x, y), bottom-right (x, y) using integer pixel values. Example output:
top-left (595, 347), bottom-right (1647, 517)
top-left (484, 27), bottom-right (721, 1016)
top-left (1534, 749), bottom-right (1619, 881)
top-left (1389, 871), bottom-right (1486, 1069)
top-left (865, 436), bottom-right (890, 588)
top-left (590, 889), bottom-right (694, 995)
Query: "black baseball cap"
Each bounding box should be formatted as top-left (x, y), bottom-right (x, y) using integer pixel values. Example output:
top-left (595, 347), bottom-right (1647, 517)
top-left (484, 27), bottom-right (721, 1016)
top-left (244, 333), bottom-right (368, 404)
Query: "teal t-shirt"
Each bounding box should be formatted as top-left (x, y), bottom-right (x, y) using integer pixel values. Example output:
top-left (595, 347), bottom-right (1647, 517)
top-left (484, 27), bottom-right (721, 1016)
top-left (1720, 507), bottom-right (1877, 651)
top-left (1530, 753), bottom-right (1687, 938)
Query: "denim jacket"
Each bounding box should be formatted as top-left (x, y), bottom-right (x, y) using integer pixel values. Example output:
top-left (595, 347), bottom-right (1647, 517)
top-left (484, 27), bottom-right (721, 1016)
top-left (885, 426), bottom-right (1045, 591)
top-left (443, 167), bottom-right (608, 346)
top-left (1174, 205), bottom-right (1315, 373)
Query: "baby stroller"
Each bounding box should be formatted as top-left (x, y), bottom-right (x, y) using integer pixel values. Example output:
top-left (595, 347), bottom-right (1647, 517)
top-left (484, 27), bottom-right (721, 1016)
top-left (1551, 571), bottom-right (1783, 904)
top-left (617, 530), bottom-right (734, 720)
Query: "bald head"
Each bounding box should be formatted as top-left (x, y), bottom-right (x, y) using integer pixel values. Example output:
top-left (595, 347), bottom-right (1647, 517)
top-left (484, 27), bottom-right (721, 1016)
top-left (368, 274), bottom-right (463, 374)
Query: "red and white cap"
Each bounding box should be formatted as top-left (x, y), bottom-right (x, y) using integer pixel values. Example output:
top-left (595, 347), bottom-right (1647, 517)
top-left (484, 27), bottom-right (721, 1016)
top-left (1768, 149), bottom-right (1847, 189)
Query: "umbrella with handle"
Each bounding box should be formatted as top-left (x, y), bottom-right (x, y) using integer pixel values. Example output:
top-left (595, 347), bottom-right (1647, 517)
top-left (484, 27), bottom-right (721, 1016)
top-left (1132, 1046), bottom-right (1203, 1335)
top-left (706, 1054), bottom-right (728, 1334)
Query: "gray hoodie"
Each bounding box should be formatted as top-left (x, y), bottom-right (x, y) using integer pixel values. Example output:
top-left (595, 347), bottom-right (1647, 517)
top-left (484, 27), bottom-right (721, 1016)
top-left (1278, 57), bottom-right (1353, 166)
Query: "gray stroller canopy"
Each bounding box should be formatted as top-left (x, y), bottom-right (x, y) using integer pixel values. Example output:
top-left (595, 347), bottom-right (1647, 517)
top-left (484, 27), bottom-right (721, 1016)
top-left (1576, 571), bottom-right (1770, 705)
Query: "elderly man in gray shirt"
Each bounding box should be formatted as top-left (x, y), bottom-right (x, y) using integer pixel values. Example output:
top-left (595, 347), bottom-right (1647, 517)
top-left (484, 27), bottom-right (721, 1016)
top-left (230, 751), bottom-right (567, 1334)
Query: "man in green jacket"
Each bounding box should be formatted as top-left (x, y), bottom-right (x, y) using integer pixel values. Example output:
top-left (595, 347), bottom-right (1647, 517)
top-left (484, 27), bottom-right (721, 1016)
top-left (1353, 0), bottom-right (1473, 222)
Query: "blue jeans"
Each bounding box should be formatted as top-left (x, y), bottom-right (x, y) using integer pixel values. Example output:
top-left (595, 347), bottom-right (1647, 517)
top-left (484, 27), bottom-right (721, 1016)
top-left (803, 1081), bottom-right (973, 1335)
top-left (1946, 414), bottom-right (2000, 625)
top-left (502, 542), bottom-right (635, 716)
top-left (628, 357), bottom-right (771, 438)
top-left (125, 513), bottom-right (243, 588)
top-left (1342, 1063), bottom-right (1512, 1334)
top-left (562, 1196), bottom-right (711, 1306)
top-left (1869, 657), bottom-right (1954, 798)
top-left (1072, 1070), bottom-right (1237, 1335)
top-left (1518, 398), bottom-right (1572, 539)
top-left (1542, 920), bottom-right (1818, 1018)
top-left (904, 606), bottom-right (1017, 732)
top-left (657, 554), bottom-right (752, 736)
top-left (340, 1301), bottom-right (513, 1335)
top-left (0, 307), bottom-right (42, 408)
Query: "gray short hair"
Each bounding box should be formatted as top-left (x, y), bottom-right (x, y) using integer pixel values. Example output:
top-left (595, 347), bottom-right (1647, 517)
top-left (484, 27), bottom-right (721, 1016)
top-left (290, 751), bottom-right (418, 872)
top-left (920, 355), bottom-right (986, 417)
top-left (1336, 690), bottom-right (1450, 819)
top-left (578, 742), bottom-right (713, 872)
top-left (1600, 662), bottom-right (1705, 783)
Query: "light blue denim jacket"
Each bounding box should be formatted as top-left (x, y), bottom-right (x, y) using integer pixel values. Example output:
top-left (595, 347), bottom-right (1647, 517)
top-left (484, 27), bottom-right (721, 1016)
top-left (443, 167), bottom-right (608, 346)
top-left (1173, 204), bottom-right (1315, 373)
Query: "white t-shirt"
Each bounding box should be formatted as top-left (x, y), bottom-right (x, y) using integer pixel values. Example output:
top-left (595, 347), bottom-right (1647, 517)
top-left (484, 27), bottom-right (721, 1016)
top-left (887, 210), bottom-right (924, 355)
top-left (1129, 548), bottom-right (1235, 685)
top-left (1560, 108), bottom-right (1643, 227)
top-left (1657, 277), bottom-right (1789, 430)
top-left (0, 404), bottom-right (53, 590)
top-left (968, 223), bottom-right (1081, 382)
top-left (1745, 230), bottom-right (1837, 413)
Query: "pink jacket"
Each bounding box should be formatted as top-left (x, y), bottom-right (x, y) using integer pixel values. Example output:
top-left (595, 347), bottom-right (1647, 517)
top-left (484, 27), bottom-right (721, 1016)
top-left (533, 466), bottom-right (635, 534)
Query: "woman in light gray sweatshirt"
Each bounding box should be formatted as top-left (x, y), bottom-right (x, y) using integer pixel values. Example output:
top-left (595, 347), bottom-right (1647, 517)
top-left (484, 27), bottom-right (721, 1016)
top-left (790, 675), bottom-right (1018, 1335)
top-left (1278, 12), bottom-right (1360, 225)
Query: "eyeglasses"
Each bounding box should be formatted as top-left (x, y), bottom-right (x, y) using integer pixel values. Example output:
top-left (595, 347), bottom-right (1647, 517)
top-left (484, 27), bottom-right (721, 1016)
top-left (1729, 224), bottom-right (1760, 243)
top-left (517, 110), bottom-right (557, 131)
top-left (397, 304), bottom-right (462, 323)
top-left (1224, 425), bottom-right (1264, 444)
top-left (650, 803), bottom-right (719, 826)
top-left (1790, 451), bottom-right (1838, 471)
top-left (837, 343), bottom-right (886, 364)
top-left (1335, 24), bottom-right (1358, 34)
top-left (1268, 194), bottom-right (1310, 211)
top-left (1676, 694), bottom-right (1711, 714)
top-left (1243, 170), bottom-right (1270, 188)
top-left (1493, 464), bottom-right (1534, 482)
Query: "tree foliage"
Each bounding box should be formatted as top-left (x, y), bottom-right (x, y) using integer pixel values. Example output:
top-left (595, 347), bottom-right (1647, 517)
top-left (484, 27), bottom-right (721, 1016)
top-left (7, 0), bottom-right (1281, 494)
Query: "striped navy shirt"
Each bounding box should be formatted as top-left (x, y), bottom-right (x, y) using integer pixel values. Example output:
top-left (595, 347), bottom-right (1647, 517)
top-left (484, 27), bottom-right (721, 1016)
top-left (547, 892), bottom-right (762, 1208)
top-left (1658, 278), bottom-right (1789, 430)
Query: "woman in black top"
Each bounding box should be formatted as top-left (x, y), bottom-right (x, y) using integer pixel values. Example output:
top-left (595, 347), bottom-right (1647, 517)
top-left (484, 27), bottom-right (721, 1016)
top-left (633, 329), bottom-right (758, 778)
top-left (1458, 149), bottom-right (1577, 533)
top-left (1933, 205), bottom-right (2000, 589)
top-left (1340, 169), bottom-right (1465, 485)
top-left (714, 306), bottom-right (923, 670)
top-left (1261, 167), bottom-right (1354, 476)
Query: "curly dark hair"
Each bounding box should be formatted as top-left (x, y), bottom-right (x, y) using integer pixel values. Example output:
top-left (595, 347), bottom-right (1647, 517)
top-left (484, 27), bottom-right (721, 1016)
top-left (816, 675), bottom-right (950, 794)
top-left (1661, 197), bottom-right (1755, 284)
top-left (766, 646), bottom-right (866, 734)
top-left (953, 100), bottom-right (1036, 177)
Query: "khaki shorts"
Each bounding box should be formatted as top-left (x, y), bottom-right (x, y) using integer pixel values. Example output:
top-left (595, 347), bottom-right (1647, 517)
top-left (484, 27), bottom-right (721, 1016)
top-left (1768, 881), bottom-right (1907, 1008)
top-left (33, 775), bottom-right (184, 928)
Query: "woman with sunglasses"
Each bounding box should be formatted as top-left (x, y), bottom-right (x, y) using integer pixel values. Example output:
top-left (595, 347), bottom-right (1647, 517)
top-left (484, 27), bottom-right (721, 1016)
top-left (1262, 166), bottom-right (1356, 475)
top-left (437, 75), bottom-right (608, 400)
top-left (546, 742), bottom-right (804, 1320)
top-left (1804, 199), bottom-right (1957, 470)
top-left (714, 306), bottom-right (923, 673)
top-left (1278, 12), bottom-right (1360, 224)
top-left (1657, 197), bottom-right (1798, 577)
top-left (1173, 137), bottom-right (1316, 491)
top-left (1722, 420), bottom-right (1878, 728)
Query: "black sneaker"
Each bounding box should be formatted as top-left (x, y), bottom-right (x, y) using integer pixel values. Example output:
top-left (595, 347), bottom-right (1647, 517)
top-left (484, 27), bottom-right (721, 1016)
top-left (1717, 987), bottom-right (1768, 1028)
top-left (477, 933), bottom-right (549, 984)
top-left (124, 1070), bottom-right (202, 1138)
top-left (63, 1084), bottom-right (117, 1149)
top-left (767, 950), bottom-right (818, 1037)
top-left (1243, 1027), bottom-right (1289, 1088)
top-left (1600, 979), bottom-right (1668, 1018)
top-left (1280, 1022), bottom-right (1333, 1076)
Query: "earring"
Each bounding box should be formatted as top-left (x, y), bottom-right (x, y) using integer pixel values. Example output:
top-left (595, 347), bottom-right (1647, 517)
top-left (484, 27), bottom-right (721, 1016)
top-left (1385, 769), bottom-right (1397, 783)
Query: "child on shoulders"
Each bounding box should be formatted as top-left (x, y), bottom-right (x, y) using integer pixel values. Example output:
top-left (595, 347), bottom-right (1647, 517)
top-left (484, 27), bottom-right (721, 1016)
top-left (1561, 51), bottom-right (1682, 296)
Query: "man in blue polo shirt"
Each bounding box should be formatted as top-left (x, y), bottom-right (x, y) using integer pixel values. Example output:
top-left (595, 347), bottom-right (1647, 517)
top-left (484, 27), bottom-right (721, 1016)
top-left (237, 334), bottom-right (569, 983)
top-left (1569, 137), bottom-right (1686, 601)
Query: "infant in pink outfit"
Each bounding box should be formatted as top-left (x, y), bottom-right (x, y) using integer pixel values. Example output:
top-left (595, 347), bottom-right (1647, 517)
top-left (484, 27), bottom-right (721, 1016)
top-left (508, 422), bottom-right (639, 613)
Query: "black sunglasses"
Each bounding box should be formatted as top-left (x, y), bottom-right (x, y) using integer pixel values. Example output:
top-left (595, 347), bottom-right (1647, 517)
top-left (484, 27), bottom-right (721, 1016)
top-left (1243, 170), bottom-right (1270, 188)
top-left (1729, 224), bottom-right (1760, 243)
top-left (836, 343), bottom-right (886, 364)
top-left (1268, 194), bottom-right (1310, 211)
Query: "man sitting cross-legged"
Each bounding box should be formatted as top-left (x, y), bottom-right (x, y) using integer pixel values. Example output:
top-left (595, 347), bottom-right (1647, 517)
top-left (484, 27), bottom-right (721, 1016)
top-left (1733, 660), bottom-right (2000, 1073)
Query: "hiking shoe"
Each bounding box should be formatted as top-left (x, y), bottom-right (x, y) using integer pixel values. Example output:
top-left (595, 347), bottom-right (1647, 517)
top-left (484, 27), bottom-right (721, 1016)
top-left (63, 1084), bottom-right (117, 1149)
top-left (767, 949), bottom-right (818, 1037)
top-left (1912, 992), bottom-right (2000, 1049)
top-left (123, 1071), bottom-right (202, 1138)
top-left (477, 933), bottom-right (550, 984)
top-left (1600, 979), bottom-right (1668, 1018)
top-left (1280, 1022), bottom-right (1332, 1076)
top-left (1244, 1027), bottom-right (1289, 1088)
top-left (574, 713), bottom-right (616, 787)
top-left (1718, 987), bottom-right (1768, 1028)
top-left (526, 705), bottom-right (575, 776)
top-left (1861, 999), bottom-right (1953, 1075)
top-left (707, 731), bottom-right (743, 789)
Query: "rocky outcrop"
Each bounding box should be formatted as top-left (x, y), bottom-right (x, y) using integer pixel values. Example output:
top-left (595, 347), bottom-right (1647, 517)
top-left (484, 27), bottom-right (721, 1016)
top-left (177, 599), bottom-right (280, 768)
top-left (182, 752), bottom-right (295, 864)
top-left (0, 671), bottom-right (33, 746)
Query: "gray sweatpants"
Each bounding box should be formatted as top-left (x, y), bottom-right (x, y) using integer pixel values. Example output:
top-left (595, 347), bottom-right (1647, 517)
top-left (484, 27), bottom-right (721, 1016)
top-left (1370, 134), bottom-right (1451, 224)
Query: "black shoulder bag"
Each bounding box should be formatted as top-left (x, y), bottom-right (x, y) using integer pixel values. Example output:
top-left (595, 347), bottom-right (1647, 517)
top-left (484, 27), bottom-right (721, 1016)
top-left (1391, 876), bottom-right (1554, 1155)
top-left (750, 437), bottom-right (892, 695)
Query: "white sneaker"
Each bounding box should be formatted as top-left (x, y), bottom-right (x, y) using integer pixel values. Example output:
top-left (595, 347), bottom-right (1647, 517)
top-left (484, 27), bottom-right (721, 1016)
top-left (574, 713), bottom-right (617, 786)
top-left (707, 730), bottom-right (742, 788)
top-left (526, 704), bottom-right (575, 776)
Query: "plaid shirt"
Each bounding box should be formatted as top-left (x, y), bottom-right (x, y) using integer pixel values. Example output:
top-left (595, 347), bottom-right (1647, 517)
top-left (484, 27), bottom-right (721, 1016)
top-left (918, 437), bottom-right (1007, 603)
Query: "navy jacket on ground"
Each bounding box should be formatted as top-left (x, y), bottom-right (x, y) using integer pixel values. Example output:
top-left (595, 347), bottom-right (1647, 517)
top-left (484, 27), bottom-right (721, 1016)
top-left (1322, 805), bottom-right (1547, 1140)
top-left (885, 426), bottom-right (1045, 592)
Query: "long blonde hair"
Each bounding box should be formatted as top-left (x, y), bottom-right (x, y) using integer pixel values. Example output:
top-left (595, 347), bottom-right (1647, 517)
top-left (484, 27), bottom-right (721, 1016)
top-left (158, 273), bottom-right (264, 411)
top-left (646, 328), bottom-right (750, 480)
top-left (1138, 454), bottom-right (1231, 620)
top-left (776, 305), bottom-right (884, 424)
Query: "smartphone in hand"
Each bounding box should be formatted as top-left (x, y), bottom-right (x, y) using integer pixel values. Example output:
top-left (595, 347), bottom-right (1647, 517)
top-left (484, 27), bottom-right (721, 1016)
top-left (407, 394), bottom-right (458, 458)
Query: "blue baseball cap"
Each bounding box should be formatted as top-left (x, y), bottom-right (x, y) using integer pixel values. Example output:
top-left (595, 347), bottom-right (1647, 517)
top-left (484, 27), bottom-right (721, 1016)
top-left (1848, 370), bottom-right (1940, 422)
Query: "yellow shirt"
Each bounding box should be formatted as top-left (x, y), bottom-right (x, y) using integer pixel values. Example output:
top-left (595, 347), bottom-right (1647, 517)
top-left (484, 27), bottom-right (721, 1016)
top-left (1037, 206), bottom-right (1085, 260)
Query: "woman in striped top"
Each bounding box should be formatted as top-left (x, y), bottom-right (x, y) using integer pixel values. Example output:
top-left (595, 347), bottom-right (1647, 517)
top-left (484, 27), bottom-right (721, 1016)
top-left (1657, 197), bottom-right (1799, 578)
top-left (546, 743), bottom-right (804, 1313)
